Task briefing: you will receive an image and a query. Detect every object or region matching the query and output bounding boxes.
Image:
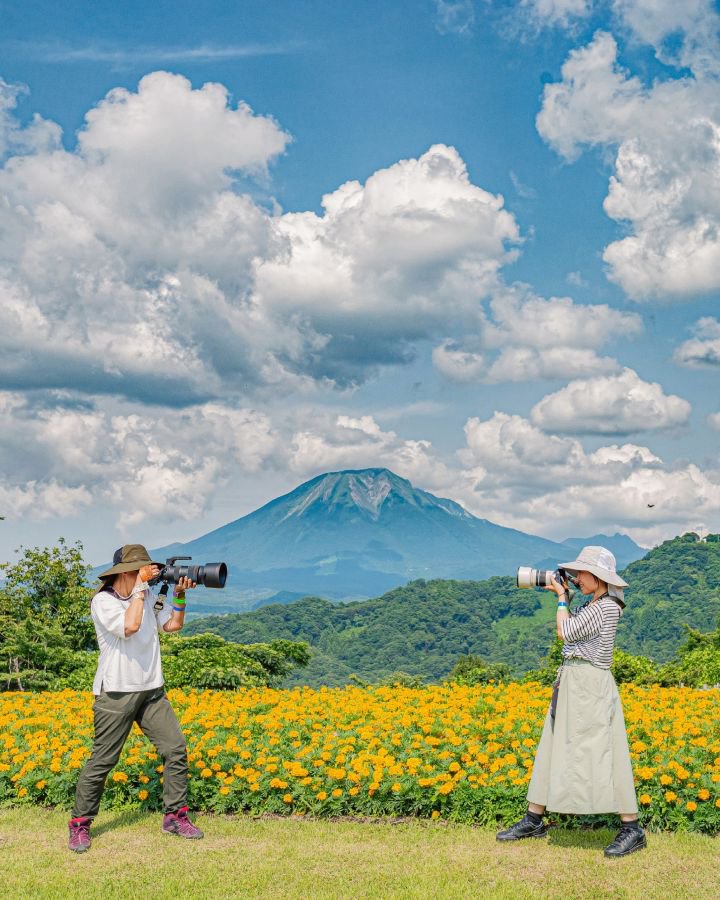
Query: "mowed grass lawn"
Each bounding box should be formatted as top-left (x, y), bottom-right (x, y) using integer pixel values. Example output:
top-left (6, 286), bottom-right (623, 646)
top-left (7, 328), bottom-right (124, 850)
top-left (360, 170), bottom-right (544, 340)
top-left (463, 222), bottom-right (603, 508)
top-left (0, 809), bottom-right (717, 899)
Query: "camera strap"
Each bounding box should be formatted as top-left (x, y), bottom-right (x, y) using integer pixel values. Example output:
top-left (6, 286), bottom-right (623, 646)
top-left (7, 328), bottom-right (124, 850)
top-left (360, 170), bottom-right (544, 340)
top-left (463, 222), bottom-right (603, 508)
top-left (154, 583), bottom-right (169, 611)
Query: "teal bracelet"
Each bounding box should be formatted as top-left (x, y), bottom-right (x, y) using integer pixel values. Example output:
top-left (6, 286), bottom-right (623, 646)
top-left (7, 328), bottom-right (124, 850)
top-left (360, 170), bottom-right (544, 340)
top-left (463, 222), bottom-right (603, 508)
top-left (557, 602), bottom-right (568, 609)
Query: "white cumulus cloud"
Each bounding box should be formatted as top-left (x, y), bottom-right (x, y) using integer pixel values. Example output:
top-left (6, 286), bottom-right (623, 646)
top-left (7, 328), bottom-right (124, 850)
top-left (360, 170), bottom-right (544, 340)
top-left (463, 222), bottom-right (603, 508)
top-left (0, 391), bottom-right (281, 526)
top-left (529, 368), bottom-right (691, 434)
top-left (537, 30), bottom-right (720, 299)
top-left (456, 410), bottom-right (720, 544)
top-left (0, 73), bottom-right (523, 400)
top-left (432, 286), bottom-right (641, 383)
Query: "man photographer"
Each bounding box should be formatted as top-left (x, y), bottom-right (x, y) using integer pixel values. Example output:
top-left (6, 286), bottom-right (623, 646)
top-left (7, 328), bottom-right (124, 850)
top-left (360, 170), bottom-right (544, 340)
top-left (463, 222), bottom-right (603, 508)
top-left (68, 544), bottom-right (203, 853)
top-left (496, 546), bottom-right (646, 858)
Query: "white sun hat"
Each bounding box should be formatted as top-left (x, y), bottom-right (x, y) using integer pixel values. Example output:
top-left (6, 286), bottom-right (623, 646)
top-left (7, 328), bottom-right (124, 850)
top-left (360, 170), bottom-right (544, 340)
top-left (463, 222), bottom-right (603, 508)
top-left (560, 545), bottom-right (628, 588)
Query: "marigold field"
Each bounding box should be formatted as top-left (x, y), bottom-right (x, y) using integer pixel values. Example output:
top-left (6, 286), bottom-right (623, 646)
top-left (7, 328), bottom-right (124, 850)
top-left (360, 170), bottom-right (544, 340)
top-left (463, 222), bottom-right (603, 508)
top-left (2, 683), bottom-right (719, 833)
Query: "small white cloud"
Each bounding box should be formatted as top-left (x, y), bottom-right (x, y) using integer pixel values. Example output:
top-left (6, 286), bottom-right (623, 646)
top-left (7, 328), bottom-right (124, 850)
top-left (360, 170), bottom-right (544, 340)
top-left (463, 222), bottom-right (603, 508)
top-left (510, 170), bottom-right (538, 199)
top-left (566, 270), bottom-right (588, 287)
top-left (434, 1), bottom-right (475, 35)
top-left (518, 0), bottom-right (592, 30)
top-left (432, 341), bottom-right (486, 382)
top-left (673, 317), bottom-right (720, 368)
top-left (13, 40), bottom-right (300, 66)
top-left (530, 368), bottom-right (692, 435)
top-left (708, 412), bottom-right (720, 430)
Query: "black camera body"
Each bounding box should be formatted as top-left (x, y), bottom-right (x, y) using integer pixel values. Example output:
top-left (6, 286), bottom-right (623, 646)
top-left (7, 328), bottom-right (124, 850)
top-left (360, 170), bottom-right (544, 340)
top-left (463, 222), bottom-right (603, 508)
top-left (151, 556), bottom-right (227, 590)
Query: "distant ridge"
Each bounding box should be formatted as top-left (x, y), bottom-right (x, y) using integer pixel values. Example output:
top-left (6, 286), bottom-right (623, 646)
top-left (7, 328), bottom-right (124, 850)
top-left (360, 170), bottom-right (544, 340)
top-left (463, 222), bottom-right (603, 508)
top-left (152, 468), bottom-right (645, 612)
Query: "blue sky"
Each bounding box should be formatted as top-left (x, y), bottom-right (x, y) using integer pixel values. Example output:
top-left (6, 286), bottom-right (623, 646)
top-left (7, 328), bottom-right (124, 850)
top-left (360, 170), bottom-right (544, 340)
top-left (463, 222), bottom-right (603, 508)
top-left (1, 1), bottom-right (719, 563)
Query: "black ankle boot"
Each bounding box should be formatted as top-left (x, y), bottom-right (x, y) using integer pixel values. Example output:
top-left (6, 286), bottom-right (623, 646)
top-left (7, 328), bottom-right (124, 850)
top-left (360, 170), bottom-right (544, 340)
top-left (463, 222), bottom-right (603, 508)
top-left (496, 811), bottom-right (547, 842)
top-left (604, 821), bottom-right (647, 858)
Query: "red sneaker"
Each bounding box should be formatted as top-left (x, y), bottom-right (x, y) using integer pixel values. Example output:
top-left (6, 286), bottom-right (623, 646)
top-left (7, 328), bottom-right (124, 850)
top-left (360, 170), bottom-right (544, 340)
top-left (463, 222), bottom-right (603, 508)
top-left (162, 806), bottom-right (204, 839)
top-left (68, 816), bottom-right (92, 853)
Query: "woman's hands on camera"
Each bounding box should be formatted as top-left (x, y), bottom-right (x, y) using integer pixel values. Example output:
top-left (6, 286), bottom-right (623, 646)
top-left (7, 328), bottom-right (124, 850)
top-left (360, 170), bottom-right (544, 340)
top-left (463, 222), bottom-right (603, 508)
top-left (545, 573), bottom-right (569, 601)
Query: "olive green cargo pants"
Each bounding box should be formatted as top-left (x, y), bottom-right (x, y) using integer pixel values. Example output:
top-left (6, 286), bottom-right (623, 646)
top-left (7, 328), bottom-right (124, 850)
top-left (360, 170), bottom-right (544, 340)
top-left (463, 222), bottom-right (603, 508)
top-left (72, 686), bottom-right (188, 818)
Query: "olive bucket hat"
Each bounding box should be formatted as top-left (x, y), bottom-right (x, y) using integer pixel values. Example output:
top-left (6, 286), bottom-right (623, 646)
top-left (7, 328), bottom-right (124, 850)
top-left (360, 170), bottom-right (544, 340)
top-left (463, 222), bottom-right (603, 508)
top-left (98, 544), bottom-right (163, 580)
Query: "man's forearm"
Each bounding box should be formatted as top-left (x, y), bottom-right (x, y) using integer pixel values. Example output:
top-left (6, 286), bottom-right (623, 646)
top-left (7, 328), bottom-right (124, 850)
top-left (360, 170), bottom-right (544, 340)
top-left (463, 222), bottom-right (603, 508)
top-left (124, 593), bottom-right (145, 636)
top-left (164, 608), bottom-right (185, 633)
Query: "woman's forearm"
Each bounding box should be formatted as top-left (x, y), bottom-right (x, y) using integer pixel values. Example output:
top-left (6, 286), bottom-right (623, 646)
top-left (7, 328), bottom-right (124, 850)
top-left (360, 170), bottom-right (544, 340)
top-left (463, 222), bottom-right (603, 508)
top-left (555, 590), bottom-right (570, 639)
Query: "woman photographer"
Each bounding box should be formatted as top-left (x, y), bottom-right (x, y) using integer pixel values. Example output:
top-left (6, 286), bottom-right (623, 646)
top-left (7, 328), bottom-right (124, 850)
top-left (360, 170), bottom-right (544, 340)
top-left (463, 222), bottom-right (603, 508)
top-left (68, 544), bottom-right (203, 853)
top-left (496, 546), bottom-right (646, 858)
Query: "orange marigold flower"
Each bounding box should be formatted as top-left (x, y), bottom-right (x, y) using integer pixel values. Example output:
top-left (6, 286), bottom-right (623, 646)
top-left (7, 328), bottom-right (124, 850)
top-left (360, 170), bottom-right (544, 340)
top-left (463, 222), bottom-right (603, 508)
top-left (639, 794), bottom-right (651, 805)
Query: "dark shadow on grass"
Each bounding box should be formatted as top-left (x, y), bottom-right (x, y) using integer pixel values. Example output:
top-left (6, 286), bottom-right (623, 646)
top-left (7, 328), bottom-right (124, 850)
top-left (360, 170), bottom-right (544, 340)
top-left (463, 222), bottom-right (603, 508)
top-left (547, 825), bottom-right (615, 850)
top-left (91, 809), bottom-right (148, 839)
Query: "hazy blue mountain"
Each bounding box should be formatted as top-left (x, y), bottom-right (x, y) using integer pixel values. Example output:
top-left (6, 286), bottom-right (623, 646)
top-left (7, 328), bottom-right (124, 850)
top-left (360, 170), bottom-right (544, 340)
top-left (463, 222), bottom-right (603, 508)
top-left (151, 468), bottom-right (645, 612)
top-left (558, 533), bottom-right (647, 570)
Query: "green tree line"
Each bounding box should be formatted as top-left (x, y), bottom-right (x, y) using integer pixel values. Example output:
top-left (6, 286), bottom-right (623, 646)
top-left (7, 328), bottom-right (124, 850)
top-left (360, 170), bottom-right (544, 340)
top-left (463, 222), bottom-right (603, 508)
top-left (2, 533), bottom-right (719, 691)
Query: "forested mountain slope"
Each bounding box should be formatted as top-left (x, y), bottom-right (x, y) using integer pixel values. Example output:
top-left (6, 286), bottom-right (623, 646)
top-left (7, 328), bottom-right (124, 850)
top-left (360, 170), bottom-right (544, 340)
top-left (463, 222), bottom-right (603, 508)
top-left (186, 533), bottom-right (720, 686)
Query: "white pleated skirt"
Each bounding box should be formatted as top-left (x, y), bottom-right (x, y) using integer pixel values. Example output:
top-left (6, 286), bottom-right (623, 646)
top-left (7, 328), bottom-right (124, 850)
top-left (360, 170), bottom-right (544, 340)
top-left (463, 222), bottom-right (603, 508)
top-left (526, 659), bottom-right (638, 815)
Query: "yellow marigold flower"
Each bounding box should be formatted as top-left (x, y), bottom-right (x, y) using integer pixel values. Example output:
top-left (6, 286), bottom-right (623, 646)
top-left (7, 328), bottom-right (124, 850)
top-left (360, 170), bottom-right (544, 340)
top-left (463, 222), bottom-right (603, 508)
top-left (201, 768), bottom-right (213, 779)
top-left (138, 790), bottom-right (149, 801)
top-left (686, 801), bottom-right (697, 812)
top-left (660, 774), bottom-right (672, 785)
top-left (698, 789), bottom-right (710, 801)
top-left (18, 788), bottom-right (27, 797)
top-left (112, 772), bottom-right (128, 783)
top-left (438, 782), bottom-right (454, 795)
top-left (283, 794), bottom-right (293, 803)
top-left (639, 793), bottom-right (652, 805)
top-left (431, 810), bottom-right (440, 819)
top-left (316, 791), bottom-right (328, 801)
top-left (664, 791), bottom-right (677, 803)
top-left (332, 788), bottom-right (343, 798)
top-left (35, 780), bottom-right (47, 790)
top-left (219, 786), bottom-right (230, 796)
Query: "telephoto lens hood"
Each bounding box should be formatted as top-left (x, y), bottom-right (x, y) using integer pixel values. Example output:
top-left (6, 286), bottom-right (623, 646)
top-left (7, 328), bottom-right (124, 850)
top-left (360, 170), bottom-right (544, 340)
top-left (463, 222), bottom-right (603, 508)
top-left (152, 557), bottom-right (228, 589)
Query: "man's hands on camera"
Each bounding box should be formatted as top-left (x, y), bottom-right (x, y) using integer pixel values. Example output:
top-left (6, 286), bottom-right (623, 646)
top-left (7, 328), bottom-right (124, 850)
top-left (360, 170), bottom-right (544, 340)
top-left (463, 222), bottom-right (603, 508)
top-left (173, 576), bottom-right (197, 595)
top-left (136, 565), bottom-right (160, 591)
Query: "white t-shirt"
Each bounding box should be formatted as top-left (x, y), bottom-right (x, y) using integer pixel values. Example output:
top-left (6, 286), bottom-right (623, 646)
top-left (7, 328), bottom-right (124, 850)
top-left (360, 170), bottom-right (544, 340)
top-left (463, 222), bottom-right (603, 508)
top-left (91, 587), bottom-right (173, 694)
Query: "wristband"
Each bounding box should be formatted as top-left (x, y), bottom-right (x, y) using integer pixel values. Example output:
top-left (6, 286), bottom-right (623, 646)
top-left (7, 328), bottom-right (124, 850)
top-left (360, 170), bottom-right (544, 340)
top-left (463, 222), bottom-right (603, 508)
top-left (557, 602), bottom-right (568, 609)
top-left (173, 591), bottom-right (186, 600)
top-left (172, 604), bottom-right (186, 613)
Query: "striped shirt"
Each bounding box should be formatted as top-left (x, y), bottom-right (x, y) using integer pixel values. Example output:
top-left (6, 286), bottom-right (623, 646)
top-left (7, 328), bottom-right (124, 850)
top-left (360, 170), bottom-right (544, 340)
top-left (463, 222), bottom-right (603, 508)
top-left (560, 595), bottom-right (622, 669)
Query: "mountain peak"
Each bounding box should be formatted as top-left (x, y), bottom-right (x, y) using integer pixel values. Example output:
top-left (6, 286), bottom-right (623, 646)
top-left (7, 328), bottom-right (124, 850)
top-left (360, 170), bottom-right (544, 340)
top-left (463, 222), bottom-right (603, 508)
top-left (282, 468), bottom-right (454, 522)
